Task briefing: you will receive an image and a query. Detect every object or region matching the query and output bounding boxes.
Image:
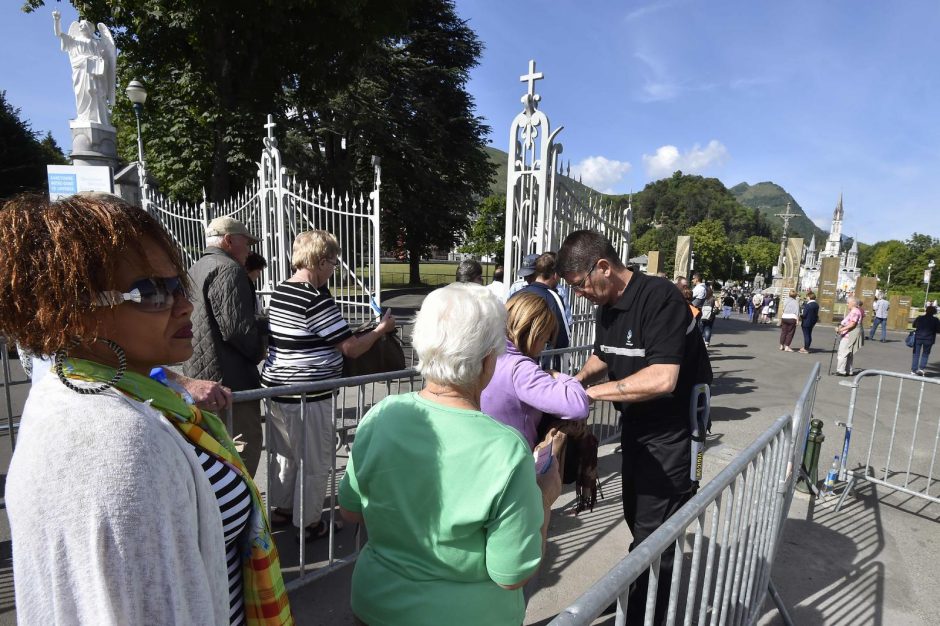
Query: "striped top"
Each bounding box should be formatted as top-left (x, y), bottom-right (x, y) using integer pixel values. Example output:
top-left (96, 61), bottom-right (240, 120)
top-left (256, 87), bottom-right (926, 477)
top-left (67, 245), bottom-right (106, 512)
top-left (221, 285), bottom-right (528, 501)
top-left (190, 441), bottom-right (253, 625)
top-left (261, 281), bottom-right (353, 400)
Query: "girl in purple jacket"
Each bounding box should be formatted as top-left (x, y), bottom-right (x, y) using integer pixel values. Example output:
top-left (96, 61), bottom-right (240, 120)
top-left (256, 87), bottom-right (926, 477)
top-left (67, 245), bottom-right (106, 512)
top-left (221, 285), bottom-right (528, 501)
top-left (481, 292), bottom-right (590, 449)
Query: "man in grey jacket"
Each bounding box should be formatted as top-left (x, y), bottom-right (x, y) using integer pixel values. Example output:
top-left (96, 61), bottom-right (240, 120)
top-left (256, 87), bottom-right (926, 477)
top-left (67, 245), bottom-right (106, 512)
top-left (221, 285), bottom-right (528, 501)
top-left (184, 216), bottom-right (266, 474)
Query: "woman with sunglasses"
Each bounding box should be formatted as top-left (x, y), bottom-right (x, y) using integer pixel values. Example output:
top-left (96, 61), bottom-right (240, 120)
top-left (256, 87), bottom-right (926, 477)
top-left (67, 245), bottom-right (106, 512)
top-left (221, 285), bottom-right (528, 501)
top-left (0, 194), bottom-right (292, 625)
top-left (261, 230), bottom-right (396, 542)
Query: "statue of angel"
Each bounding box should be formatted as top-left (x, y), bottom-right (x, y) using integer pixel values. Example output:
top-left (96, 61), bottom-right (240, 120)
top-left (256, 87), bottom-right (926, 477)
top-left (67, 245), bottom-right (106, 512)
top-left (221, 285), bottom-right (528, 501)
top-left (53, 10), bottom-right (116, 126)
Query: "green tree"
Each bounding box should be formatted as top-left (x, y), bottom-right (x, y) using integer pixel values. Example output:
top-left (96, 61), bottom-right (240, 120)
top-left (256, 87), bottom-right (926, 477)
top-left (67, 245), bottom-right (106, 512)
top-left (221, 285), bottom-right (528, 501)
top-left (688, 219), bottom-right (732, 279)
top-left (25, 0), bottom-right (414, 202)
top-left (460, 194), bottom-right (505, 260)
top-left (0, 91), bottom-right (68, 200)
top-left (282, 0), bottom-right (495, 284)
top-left (735, 236), bottom-right (778, 278)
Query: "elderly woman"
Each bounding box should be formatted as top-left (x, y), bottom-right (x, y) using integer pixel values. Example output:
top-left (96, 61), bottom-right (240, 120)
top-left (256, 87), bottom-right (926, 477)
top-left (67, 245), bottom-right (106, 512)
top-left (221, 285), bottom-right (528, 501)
top-left (262, 230), bottom-right (396, 541)
top-left (836, 296), bottom-right (864, 376)
top-left (339, 283), bottom-right (561, 626)
top-left (779, 290), bottom-right (800, 351)
top-left (481, 291), bottom-right (590, 449)
top-left (0, 194), bottom-right (291, 625)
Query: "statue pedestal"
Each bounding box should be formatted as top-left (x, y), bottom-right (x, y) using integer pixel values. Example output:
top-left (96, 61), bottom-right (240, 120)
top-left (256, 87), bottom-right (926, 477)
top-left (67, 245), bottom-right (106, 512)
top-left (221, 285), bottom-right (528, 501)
top-left (69, 120), bottom-right (119, 170)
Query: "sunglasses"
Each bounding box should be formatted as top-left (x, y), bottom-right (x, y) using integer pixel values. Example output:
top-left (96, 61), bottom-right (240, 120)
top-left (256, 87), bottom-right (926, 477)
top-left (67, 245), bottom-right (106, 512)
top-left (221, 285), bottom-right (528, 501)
top-left (95, 276), bottom-right (189, 313)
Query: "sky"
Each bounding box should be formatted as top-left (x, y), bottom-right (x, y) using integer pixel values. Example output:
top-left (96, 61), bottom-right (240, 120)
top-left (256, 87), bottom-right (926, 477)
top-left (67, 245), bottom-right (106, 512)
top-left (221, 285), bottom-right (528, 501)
top-left (3, 1), bottom-right (938, 245)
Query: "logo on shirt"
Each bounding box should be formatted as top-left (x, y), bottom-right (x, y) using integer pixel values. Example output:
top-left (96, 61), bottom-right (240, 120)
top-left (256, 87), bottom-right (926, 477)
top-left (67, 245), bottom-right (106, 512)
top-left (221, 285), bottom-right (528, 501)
top-left (625, 330), bottom-right (634, 346)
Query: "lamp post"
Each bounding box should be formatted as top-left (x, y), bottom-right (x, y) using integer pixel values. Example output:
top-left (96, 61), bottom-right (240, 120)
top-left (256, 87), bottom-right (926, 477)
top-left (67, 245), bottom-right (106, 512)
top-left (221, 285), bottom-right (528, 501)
top-left (925, 259), bottom-right (936, 308)
top-left (886, 264), bottom-right (892, 292)
top-left (729, 255), bottom-right (735, 282)
top-left (125, 80), bottom-right (147, 167)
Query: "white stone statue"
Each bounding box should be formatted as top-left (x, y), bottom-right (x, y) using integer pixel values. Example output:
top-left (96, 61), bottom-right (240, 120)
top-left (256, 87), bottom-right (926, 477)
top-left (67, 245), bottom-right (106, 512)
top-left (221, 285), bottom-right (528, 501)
top-left (53, 11), bottom-right (116, 126)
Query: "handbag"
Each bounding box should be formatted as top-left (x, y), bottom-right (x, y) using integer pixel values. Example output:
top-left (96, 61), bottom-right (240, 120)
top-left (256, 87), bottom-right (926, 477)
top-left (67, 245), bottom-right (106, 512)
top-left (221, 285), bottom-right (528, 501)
top-left (342, 321), bottom-right (406, 377)
top-left (905, 331), bottom-right (916, 348)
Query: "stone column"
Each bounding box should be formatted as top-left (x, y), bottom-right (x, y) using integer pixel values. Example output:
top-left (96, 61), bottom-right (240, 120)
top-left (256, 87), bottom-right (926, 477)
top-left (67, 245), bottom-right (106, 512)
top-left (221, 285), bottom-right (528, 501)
top-left (69, 120), bottom-right (119, 170)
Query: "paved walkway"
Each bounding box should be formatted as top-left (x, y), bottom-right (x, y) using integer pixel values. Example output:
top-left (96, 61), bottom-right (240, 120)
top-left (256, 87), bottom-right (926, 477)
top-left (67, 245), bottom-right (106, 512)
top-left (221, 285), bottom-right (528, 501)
top-left (1, 310), bottom-right (938, 625)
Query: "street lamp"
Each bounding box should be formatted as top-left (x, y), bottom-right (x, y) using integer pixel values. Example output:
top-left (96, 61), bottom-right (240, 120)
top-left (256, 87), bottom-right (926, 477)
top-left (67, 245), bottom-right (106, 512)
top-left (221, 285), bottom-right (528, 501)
top-left (125, 80), bottom-right (147, 166)
top-left (886, 264), bottom-right (892, 292)
top-left (925, 259), bottom-right (936, 307)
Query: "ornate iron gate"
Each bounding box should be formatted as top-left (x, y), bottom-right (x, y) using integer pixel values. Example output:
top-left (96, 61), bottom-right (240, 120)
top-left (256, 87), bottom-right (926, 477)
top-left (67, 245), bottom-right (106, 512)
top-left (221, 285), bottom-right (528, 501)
top-left (504, 61), bottom-right (632, 347)
top-left (142, 116), bottom-right (382, 324)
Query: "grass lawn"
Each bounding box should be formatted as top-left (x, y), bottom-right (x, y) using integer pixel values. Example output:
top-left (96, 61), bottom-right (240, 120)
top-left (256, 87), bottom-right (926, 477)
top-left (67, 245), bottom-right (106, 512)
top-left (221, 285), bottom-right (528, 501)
top-left (375, 261), bottom-right (498, 289)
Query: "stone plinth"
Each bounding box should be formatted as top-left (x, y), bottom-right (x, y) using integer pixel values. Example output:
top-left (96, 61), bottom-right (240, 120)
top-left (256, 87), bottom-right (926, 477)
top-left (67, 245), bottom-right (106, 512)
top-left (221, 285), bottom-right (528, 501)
top-left (69, 119), bottom-right (119, 170)
top-left (647, 250), bottom-right (661, 275)
top-left (674, 236), bottom-right (692, 281)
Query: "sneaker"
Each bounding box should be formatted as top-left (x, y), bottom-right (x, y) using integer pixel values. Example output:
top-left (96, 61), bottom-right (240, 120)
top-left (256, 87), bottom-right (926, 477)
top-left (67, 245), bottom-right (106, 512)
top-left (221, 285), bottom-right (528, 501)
top-left (917, 370), bottom-right (926, 376)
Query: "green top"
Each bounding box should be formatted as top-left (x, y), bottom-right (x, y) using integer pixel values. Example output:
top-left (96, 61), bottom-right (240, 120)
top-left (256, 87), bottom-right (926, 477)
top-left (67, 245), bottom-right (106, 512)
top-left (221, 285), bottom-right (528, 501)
top-left (339, 392), bottom-right (544, 626)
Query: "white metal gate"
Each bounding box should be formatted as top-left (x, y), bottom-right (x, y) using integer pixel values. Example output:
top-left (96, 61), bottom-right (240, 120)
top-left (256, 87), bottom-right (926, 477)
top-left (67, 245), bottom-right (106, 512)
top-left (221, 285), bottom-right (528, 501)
top-left (142, 116), bottom-right (382, 324)
top-left (503, 61), bottom-right (632, 347)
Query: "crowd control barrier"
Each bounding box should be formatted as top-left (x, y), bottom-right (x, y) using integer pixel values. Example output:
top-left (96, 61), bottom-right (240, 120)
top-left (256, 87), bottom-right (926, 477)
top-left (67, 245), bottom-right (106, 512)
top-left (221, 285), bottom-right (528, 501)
top-left (549, 363), bottom-right (821, 626)
top-left (225, 344), bottom-right (612, 591)
top-left (834, 369), bottom-right (940, 512)
top-left (0, 336), bottom-right (28, 453)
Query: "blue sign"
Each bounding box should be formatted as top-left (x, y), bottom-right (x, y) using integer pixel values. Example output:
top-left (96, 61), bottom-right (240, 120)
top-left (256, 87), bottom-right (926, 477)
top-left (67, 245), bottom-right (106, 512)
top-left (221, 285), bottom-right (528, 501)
top-left (48, 172), bottom-right (78, 196)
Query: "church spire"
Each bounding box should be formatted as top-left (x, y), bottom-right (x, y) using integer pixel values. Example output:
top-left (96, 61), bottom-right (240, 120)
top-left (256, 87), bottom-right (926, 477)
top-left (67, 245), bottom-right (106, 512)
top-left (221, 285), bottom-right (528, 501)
top-left (833, 193), bottom-right (844, 221)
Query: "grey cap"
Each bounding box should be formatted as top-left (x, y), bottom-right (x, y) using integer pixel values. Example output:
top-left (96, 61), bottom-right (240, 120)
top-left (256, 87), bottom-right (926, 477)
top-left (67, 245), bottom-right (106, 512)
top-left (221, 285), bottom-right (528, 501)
top-left (205, 216), bottom-right (259, 243)
top-left (517, 253), bottom-right (540, 278)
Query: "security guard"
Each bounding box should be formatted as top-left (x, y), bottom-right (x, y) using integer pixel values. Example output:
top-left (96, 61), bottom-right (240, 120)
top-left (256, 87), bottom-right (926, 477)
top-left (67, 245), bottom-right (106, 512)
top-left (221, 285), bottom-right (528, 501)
top-left (557, 229), bottom-right (709, 625)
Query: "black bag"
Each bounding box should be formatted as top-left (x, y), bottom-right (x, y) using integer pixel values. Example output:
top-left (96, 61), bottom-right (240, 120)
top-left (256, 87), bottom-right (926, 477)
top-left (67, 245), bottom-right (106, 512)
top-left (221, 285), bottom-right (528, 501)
top-left (536, 417), bottom-right (599, 514)
top-left (341, 322), bottom-right (406, 377)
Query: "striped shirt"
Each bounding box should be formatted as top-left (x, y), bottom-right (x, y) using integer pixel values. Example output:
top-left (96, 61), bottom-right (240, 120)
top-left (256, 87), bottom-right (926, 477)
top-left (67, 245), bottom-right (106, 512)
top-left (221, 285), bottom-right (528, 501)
top-left (261, 281), bottom-right (353, 400)
top-left (189, 442), bottom-right (252, 625)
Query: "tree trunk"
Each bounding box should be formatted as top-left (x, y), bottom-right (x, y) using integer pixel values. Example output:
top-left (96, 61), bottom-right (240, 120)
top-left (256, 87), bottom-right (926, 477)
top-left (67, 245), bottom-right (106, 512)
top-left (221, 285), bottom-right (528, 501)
top-left (408, 250), bottom-right (421, 286)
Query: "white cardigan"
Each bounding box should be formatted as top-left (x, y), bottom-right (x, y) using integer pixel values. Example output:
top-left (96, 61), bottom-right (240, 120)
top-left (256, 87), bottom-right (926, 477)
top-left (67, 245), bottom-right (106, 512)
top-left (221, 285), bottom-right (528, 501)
top-left (7, 374), bottom-right (230, 625)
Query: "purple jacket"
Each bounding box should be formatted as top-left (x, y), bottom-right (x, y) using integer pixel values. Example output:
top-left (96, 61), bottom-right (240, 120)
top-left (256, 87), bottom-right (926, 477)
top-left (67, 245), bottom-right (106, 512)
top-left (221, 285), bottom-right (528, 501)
top-left (481, 339), bottom-right (590, 448)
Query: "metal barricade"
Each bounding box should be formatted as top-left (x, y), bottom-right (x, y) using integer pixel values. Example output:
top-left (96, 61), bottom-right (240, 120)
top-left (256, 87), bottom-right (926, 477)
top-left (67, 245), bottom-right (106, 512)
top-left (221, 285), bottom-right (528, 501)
top-left (834, 369), bottom-right (940, 512)
top-left (224, 344), bottom-right (616, 591)
top-left (0, 336), bottom-right (29, 452)
top-left (550, 363), bottom-right (820, 626)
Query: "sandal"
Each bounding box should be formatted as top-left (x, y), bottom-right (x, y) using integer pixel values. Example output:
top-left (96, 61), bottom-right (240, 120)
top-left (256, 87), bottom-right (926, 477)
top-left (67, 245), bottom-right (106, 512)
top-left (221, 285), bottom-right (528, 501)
top-left (269, 509), bottom-right (293, 528)
top-left (298, 519), bottom-right (343, 543)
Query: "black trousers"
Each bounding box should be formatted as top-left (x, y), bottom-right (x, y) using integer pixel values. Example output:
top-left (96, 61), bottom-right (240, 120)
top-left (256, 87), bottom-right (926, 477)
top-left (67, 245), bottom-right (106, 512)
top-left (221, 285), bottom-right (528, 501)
top-left (621, 415), bottom-right (696, 626)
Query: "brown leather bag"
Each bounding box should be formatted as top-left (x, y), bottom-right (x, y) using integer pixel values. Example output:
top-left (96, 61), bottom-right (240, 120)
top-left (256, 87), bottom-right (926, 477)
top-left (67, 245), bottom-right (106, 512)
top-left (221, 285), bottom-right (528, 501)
top-left (341, 322), bottom-right (406, 377)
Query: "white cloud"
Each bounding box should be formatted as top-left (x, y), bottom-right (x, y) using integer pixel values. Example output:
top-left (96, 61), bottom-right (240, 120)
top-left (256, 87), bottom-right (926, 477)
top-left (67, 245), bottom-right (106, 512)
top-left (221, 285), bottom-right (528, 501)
top-left (570, 156), bottom-right (632, 193)
top-left (642, 140), bottom-right (730, 179)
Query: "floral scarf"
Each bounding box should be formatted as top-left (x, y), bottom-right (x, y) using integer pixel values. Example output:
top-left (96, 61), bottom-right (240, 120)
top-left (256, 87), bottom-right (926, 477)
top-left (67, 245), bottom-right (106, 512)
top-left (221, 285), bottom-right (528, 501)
top-left (61, 358), bottom-right (293, 625)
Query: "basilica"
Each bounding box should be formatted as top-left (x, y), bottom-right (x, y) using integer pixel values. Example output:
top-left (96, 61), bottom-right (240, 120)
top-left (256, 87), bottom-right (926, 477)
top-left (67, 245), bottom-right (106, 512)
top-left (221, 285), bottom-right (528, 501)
top-left (799, 194), bottom-right (861, 293)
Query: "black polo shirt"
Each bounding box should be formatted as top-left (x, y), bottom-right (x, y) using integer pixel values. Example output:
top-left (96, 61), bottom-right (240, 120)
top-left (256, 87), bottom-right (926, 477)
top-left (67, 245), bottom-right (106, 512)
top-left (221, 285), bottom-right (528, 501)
top-left (593, 271), bottom-right (702, 423)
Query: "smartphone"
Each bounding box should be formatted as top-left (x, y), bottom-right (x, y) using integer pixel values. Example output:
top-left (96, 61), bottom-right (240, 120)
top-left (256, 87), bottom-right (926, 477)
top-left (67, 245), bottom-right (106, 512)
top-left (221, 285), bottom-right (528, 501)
top-left (533, 445), bottom-right (553, 475)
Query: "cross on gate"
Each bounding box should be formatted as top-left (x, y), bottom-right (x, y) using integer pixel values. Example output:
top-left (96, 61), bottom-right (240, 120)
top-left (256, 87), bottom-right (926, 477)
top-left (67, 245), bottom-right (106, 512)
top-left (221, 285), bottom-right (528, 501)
top-left (264, 115), bottom-right (276, 140)
top-left (520, 59), bottom-right (543, 98)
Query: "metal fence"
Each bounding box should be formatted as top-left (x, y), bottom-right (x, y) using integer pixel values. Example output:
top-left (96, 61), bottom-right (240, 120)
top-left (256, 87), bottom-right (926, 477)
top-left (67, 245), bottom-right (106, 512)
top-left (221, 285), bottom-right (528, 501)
top-left (549, 363), bottom-right (821, 626)
top-left (0, 337), bottom-right (27, 453)
top-left (834, 369), bottom-right (940, 512)
top-left (144, 116), bottom-right (383, 322)
top-left (223, 344), bottom-right (616, 590)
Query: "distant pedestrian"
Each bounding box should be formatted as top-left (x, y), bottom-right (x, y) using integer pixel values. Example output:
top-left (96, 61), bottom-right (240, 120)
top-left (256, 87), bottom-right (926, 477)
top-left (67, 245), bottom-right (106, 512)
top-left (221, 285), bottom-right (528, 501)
top-left (721, 292), bottom-right (735, 319)
top-left (455, 258), bottom-right (483, 284)
top-left (751, 292), bottom-right (763, 324)
top-left (799, 291), bottom-right (819, 353)
top-left (836, 296), bottom-right (864, 376)
top-left (911, 306), bottom-right (940, 376)
top-left (869, 294), bottom-right (890, 342)
top-left (507, 253), bottom-right (539, 299)
top-left (487, 265), bottom-right (508, 302)
top-left (779, 290), bottom-right (799, 351)
top-left (701, 287), bottom-right (717, 347)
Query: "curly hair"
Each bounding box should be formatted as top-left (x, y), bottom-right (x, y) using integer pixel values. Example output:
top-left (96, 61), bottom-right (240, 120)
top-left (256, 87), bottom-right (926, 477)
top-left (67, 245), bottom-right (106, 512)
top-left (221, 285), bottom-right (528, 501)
top-left (505, 292), bottom-right (558, 358)
top-left (0, 193), bottom-right (187, 355)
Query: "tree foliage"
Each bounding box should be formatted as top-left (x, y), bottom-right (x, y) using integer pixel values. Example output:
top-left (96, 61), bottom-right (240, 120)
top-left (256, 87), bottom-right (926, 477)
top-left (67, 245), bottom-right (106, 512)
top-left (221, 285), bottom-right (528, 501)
top-left (735, 236), bottom-right (779, 278)
top-left (688, 219), bottom-right (732, 279)
top-left (0, 90), bottom-right (68, 200)
top-left (24, 0), bottom-right (415, 201)
top-left (460, 194), bottom-right (505, 261)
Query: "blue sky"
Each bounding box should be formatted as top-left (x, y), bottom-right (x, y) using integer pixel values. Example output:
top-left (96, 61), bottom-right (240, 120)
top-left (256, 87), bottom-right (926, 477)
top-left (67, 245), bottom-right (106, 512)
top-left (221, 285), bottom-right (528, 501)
top-left (3, 1), bottom-right (938, 245)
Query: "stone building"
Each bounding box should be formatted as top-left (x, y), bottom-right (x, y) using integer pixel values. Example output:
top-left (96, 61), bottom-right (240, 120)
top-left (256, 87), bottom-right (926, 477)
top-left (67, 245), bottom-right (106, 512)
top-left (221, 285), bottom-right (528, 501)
top-left (800, 194), bottom-right (861, 293)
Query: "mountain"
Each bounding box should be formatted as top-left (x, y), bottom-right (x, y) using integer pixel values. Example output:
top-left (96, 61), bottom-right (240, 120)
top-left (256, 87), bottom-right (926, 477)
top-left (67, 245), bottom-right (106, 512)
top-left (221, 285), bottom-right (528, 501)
top-left (729, 181), bottom-right (827, 243)
top-left (484, 145), bottom-right (600, 201)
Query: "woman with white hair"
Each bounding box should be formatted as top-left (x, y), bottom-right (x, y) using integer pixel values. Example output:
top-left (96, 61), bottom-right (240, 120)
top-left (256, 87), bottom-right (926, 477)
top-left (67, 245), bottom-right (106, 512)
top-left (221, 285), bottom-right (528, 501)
top-left (339, 283), bottom-right (561, 626)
